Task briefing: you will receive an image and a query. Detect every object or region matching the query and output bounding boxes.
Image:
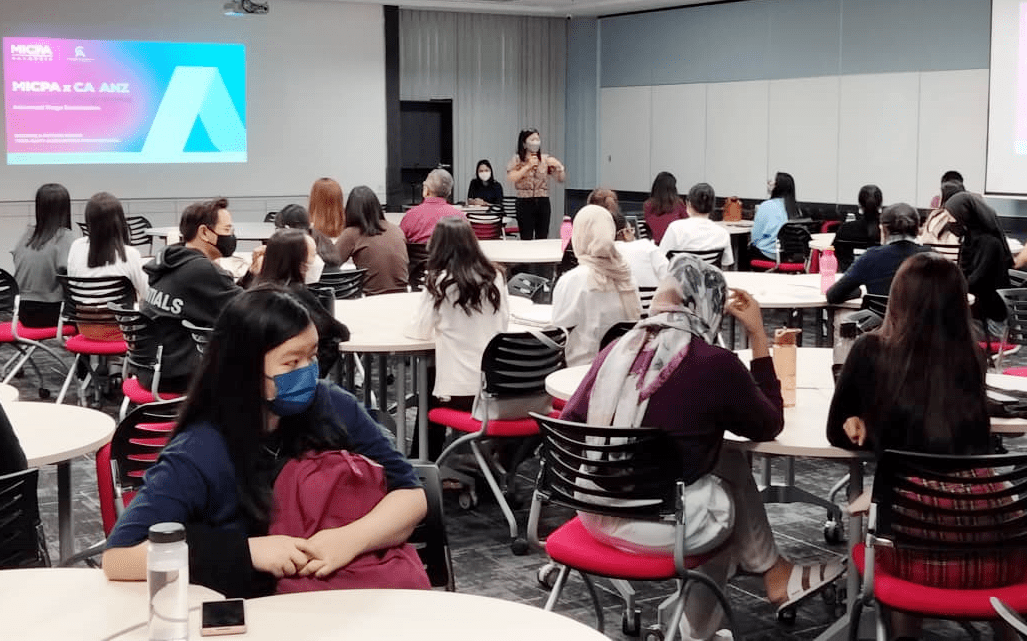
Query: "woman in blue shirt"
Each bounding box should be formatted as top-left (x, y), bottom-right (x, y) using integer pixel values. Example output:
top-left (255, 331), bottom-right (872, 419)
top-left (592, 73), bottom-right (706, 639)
top-left (750, 172), bottom-right (799, 260)
top-left (102, 286), bottom-right (425, 597)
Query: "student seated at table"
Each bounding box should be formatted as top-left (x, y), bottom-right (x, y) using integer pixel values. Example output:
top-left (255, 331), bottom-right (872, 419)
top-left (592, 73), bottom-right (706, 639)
top-left (659, 182), bottom-right (734, 268)
top-left (258, 229), bottom-right (350, 378)
top-left (831, 184), bottom-right (883, 271)
top-left (140, 198), bottom-right (260, 394)
top-left (643, 171), bottom-right (688, 245)
top-left (466, 159), bottom-right (504, 206)
top-left (825, 203), bottom-right (930, 304)
top-left (610, 210), bottom-right (668, 291)
top-left (827, 252), bottom-right (1024, 641)
top-left (917, 180), bottom-right (964, 246)
top-left (336, 186), bottom-right (409, 295)
top-left (275, 203), bottom-right (342, 275)
top-left (400, 169), bottom-right (465, 245)
top-left (946, 193), bottom-right (1013, 340)
top-left (561, 254), bottom-right (844, 641)
top-left (750, 172), bottom-right (800, 261)
top-left (67, 192), bottom-right (148, 302)
top-left (103, 287), bottom-right (428, 597)
top-left (551, 205), bottom-right (642, 366)
top-left (12, 183), bottom-right (74, 328)
top-left (308, 177), bottom-right (347, 244)
top-left (405, 217), bottom-right (509, 458)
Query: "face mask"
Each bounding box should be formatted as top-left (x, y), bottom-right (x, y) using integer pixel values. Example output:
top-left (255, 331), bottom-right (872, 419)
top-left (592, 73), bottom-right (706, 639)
top-left (526, 140), bottom-right (541, 153)
top-left (266, 360), bottom-right (319, 416)
top-left (478, 171), bottom-right (492, 182)
top-left (304, 254), bottom-right (325, 285)
top-left (214, 231), bottom-right (237, 258)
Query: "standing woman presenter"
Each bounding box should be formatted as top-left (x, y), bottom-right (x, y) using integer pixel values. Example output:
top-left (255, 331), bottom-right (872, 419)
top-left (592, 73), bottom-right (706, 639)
top-left (506, 128), bottom-right (566, 240)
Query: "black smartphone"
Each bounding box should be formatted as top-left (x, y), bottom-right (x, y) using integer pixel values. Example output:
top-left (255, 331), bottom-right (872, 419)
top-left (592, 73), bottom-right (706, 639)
top-left (200, 599), bottom-right (246, 636)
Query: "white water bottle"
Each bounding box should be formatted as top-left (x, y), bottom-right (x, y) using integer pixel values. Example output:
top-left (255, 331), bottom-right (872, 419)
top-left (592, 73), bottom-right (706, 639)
top-left (820, 247), bottom-right (838, 294)
top-left (147, 522), bottom-right (189, 641)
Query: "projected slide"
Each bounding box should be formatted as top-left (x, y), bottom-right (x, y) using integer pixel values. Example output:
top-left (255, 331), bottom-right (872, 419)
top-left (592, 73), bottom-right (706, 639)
top-left (3, 38), bottom-right (246, 165)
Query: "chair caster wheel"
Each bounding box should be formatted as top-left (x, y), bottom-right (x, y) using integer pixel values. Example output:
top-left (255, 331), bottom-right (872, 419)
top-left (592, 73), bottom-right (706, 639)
top-left (622, 607), bottom-right (641, 637)
top-left (778, 606), bottom-right (796, 623)
top-left (38, 388), bottom-right (50, 399)
top-left (536, 562), bottom-right (560, 590)
top-left (820, 583), bottom-right (837, 605)
top-left (511, 537), bottom-right (529, 556)
top-left (457, 489), bottom-right (478, 510)
top-left (643, 624), bottom-right (665, 641)
top-left (823, 519), bottom-right (844, 544)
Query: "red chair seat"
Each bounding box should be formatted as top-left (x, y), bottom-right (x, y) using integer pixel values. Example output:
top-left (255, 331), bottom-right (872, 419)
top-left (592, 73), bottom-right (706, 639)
top-left (749, 259), bottom-right (777, 270)
top-left (749, 259), bottom-right (805, 273)
top-left (551, 398), bottom-right (566, 412)
top-left (546, 517), bottom-right (716, 580)
top-left (1003, 367), bottom-right (1027, 377)
top-left (852, 544), bottom-right (1027, 618)
top-left (65, 334), bottom-right (127, 355)
top-left (979, 341), bottom-right (1019, 356)
top-left (428, 407), bottom-right (540, 437)
top-left (121, 376), bottom-right (182, 405)
top-left (0, 321), bottom-right (76, 342)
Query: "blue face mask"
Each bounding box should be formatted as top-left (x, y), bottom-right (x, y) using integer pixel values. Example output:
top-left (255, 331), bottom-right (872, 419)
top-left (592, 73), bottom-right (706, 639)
top-left (266, 360), bottom-right (319, 416)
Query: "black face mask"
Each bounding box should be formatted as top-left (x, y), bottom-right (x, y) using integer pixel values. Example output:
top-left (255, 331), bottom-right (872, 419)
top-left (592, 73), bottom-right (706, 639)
top-left (213, 231), bottom-right (237, 257)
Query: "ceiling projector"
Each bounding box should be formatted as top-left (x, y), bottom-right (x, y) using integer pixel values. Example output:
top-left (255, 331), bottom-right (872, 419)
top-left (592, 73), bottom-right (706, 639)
top-left (223, 0), bottom-right (269, 16)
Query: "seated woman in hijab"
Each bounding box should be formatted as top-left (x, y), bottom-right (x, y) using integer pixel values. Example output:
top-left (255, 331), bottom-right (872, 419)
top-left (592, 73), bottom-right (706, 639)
top-left (551, 205), bottom-right (642, 366)
top-left (560, 254), bottom-right (844, 641)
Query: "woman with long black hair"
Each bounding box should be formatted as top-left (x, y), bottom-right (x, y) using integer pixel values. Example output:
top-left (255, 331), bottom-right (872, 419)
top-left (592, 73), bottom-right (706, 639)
top-left (466, 159), bottom-right (504, 206)
top-left (643, 171), bottom-right (688, 244)
top-left (67, 192), bottom-right (148, 301)
top-left (506, 128), bottom-right (565, 240)
top-left (405, 216), bottom-right (509, 458)
top-left (12, 183), bottom-right (74, 327)
top-left (103, 286), bottom-right (426, 596)
top-left (336, 186), bottom-right (408, 296)
top-left (750, 172), bottom-right (800, 260)
top-left (831, 184), bottom-right (883, 271)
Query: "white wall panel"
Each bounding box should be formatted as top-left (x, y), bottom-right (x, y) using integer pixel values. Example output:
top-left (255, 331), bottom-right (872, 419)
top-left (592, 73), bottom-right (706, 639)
top-left (705, 81), bottom-right (769, 198)
top-left (650, 84), bottom-right (707, 190)
top-left (768, 77), bottom-right (840, 203)
top-left (599, 86), bottom-right (651, 191)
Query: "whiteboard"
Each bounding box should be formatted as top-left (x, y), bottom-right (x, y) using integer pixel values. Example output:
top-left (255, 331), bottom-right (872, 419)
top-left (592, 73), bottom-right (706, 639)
top-left (837, 73), bottom-right (920, 205)
top-left (704, 80), bottom-right (769, 198)
top-left (599, 86), bottom-right (652, 191)
top-left (649, 84), bottom-right (706, 191)
top-left (767, 76), bottom-right (840, 204)
top-left (917, 69), bottom-right (988, 206)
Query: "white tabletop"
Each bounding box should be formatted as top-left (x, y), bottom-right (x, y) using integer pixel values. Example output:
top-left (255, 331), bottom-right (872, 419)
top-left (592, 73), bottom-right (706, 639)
top-left (0, 383), bottom-right (18, 403)
top-left (717, 220), bottom-right (754, 235)
top-left (7, 401), bottom-right (115, 466)
top-left (810, 234), bottom-right (1024, 254)
top-left (0, 568), bottom-right (222, 640)
top-left (241, 589), bottom-right (608, 640)
top-left (723, 271), bottom-right (858, 310)
top-left (384, 211), bottom-right (405, 227)
top-left (479, 239), bottom-right (564, 264)
top-left (145, 222), bottom-right (277, 242)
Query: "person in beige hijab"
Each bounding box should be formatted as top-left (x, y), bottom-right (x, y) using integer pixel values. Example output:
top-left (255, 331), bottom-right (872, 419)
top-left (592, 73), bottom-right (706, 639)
top-left (551, 204), bottom-right (641, 365)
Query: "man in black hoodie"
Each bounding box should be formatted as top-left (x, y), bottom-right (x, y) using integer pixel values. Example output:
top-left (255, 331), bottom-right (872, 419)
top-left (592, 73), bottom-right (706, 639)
top-left (141, 198), bottom-right (254, 393)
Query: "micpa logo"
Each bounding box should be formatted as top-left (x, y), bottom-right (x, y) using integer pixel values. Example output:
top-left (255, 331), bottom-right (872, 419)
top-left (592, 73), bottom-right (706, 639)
top-left (10, 44), bottom-right (53, 60)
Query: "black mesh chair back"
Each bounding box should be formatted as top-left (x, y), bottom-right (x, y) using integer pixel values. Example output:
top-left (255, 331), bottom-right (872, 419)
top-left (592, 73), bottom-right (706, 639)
top-left (0, 269), bottom-right (18, 317)
top-left (667, 248), bottom-right (724, 269)
top-left (109, 304), bottom-right (162, 381)
top-left (409, 461), bottom-right (455, 591)
top-left (777, 223), bottom-right (812, 264)
top-left (0, 468), bottom-right (49, 569)
top-left (406, 243), bottom-right (428, 292)
top-left (56, 275), bottom-right (135, 334)
top-left (76, 221), bottom-right (90, 237)
top-left (502, 196), bottom-right (517, 220)
top-left (600, 321), bottom-right (636, 351)
top-left (181, 319), bottom-right (213, 356)
top-left (317, 269), bottom-right (367, 300)
top-left (861, 293), bottom-right (888, 318)
top-left (638, 286), bottom-right (657, 318)
top-left (467, 210), bottom-right (504, 241)
top-left (507, 273), bottom-right (551, 304)
top-left (307, 284), bottom-right (337, 314)
top-left (263, 211), bottom-right (278, 223)
top-left (481, 328), bottom-right (567, 399)
top-left (1010, 270), bottom-right (1027, 288)
top-left (925, 243), bottom-right (961, 262)
top-left (870, 449), bottom-right (1027, 557)
top-left (110, 398), bottom-right (184, 496)
top-left (997, 288), bottom-right (1027, 371)
top-left (832, 239), bottom-right (873, 272)
top-left (125, 216), bottom-right (154, 254)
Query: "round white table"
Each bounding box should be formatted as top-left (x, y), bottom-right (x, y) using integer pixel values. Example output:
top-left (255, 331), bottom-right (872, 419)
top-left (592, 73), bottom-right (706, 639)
top-left (479, 239), bottom-right (563, 265)
top-left (717, 220), bottom-right (754, 235)
top-left (240, 589), bottom-right (607, 640)
top-left (333, 292), bottom-right (539, 458)
top-left (0, 383), bottom-right (18, 403)
top-left (7, 402), bottom-right (116, 561)
top-left (810, 233), bottom-right (1024, 254)
top-left (145, 222), bottom-right (277, 244)
top-left (0, 567), bottom-right (222, 640)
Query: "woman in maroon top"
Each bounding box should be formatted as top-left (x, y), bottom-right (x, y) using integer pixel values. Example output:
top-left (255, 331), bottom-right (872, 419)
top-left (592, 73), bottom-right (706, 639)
top-left (562, 254), bottom-right (843, 641)
top-left (643, 171), bottom-right (688, 244)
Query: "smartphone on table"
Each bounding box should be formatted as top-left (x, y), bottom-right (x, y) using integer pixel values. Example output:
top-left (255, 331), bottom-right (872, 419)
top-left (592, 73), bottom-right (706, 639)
top-left (201, 599), bottom-right (246, 636)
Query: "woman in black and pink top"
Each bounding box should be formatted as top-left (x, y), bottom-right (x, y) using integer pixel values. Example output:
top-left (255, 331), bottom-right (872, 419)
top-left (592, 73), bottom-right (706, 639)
top-left (506, 128), bottom-right (565, 240)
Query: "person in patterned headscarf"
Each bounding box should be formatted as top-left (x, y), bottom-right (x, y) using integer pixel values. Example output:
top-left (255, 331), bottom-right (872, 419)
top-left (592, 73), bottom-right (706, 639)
top-left (561, 253), bottom-right (844, 641)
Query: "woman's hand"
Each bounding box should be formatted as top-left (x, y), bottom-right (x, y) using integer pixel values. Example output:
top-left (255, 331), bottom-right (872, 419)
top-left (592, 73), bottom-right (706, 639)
top-left (295, 527), bottom-right (364, 579)
top-left (843, 416), bottom-right (867, 446)
top-left (248, 535), bottom-right (309, 578)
